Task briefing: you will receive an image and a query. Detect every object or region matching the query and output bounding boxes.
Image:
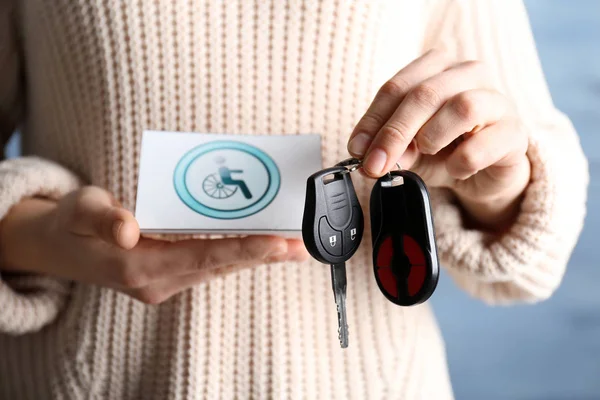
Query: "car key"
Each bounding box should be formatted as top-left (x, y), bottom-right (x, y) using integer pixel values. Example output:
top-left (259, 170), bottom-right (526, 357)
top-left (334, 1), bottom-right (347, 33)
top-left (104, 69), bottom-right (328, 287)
top-left (370, 169), bottom-right (439, 306)
top-left (302, 165), bottom-right (364, 348)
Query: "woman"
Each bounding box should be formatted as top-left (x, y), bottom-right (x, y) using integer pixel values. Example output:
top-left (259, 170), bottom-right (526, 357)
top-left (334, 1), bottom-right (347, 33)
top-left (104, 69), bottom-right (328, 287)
top-left (0, 0), bottom-right (588, 398)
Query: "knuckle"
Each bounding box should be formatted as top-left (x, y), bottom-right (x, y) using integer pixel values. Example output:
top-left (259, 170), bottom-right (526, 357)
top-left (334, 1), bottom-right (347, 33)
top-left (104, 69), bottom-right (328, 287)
top-left (114, 258), bottom-right (147, 289)
top-left (428, 47), bottom-right (454, 65)
top-left (461, 59), bottom-right (484, 72)
top-left (76, 185), bottom-right (97, 198)
top-left (70, 190), bottom-right (92, 222)
top-left (457, 149), bottom-right (481, 173)
top-left (408, 84), bottom-right (442, 109)
top-left (157, 256), bottom-right (173, 274)
top-left (66, 186), bottom-right (114, 231)
top-left (429, 47), bottom-right (448, 57)
top-left (73, 186), bottom-right (102, 206)
top-left (380, 122), bottom-right (411, 145)
top-left (360, 112), bottom-right (386, 129)
top-left (450, 91), bottom-right (480, 122)
top-left (416, 133), bottom-right (439, 155)
top-left (196, 250), bottom-right (219, 271)
top-left (232, 239), bottom-right (255, 262)
top-left (134, 288), bottom-right (166, 305)
top-left (460, 60), bottom-right (493, 82)
top-left (378, 78), bottom-right (409, 99)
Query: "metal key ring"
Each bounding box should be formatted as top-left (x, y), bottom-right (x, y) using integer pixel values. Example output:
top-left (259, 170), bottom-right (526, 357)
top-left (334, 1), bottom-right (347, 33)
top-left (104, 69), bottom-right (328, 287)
top-left (386, 162), bottom-right (403, 180)
top-left (335, 157), bottom-right (363, 174)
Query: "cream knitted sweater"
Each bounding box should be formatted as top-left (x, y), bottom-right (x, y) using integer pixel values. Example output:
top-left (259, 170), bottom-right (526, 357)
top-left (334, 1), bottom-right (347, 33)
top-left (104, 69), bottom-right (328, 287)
top-left (0, 0), bottom-right (588, 399)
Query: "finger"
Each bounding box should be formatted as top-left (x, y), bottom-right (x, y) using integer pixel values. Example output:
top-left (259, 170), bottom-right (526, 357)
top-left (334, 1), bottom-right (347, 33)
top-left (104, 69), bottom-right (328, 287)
top-left (363, 60), bottom-right (493, 176)
top-left (285, 238), bottom-right (311, 262)
top-left (67, 187), bottom-right (140, 249)
top-left (446, 118), bottom-right (528, 180)
top-left (111, 212), bottom-right (140, 250)
top-left (124, 263), bottom-right (251, 305)
top-left (113, 236), bottom-right (308, 293)
top-left (182, 235), bottom-right (291, 270)
top-left (347, 48), bottom-right (454, 157)
top-left (127, 235), bottom-right (290, 283)
top-left (127, 240), bottom-right (310, 304)
top-left (415, 89), bottom-right (511, 155)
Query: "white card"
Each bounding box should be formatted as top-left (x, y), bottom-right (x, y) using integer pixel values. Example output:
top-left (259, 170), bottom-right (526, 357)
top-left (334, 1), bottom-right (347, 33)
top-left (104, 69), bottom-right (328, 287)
top-left (135, 131), bottom-right (322, 236)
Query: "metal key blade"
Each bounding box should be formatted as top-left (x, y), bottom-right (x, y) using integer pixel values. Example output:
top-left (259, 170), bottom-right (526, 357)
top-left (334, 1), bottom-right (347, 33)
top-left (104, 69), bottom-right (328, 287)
top-left (331, 263), bottom-right (349, 348)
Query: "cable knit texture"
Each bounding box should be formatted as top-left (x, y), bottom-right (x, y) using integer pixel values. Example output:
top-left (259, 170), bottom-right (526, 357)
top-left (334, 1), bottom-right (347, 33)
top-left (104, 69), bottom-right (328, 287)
top-left (0, 157), bottom-right (81, 334)
top-left (0, 0), bottom-right (588, 399)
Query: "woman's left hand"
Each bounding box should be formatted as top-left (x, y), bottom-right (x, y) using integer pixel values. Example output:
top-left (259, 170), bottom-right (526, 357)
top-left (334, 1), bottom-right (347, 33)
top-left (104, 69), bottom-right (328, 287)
top-left (347, 49), bottom-right (531, 231)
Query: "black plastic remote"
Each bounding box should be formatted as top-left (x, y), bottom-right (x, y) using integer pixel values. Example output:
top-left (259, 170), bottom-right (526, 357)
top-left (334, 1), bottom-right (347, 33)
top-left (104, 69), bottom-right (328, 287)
top-left (302, 166), bottom-right (364, 264)
top-left (370, 170), bottom-right (439, 306)
top-left (302, 166), bottom-right (364, 348)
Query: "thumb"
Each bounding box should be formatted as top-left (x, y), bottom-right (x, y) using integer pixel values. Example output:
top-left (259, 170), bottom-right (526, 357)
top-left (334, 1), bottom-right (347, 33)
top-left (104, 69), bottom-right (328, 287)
top-left (65, 187), bottom-right (140, 249)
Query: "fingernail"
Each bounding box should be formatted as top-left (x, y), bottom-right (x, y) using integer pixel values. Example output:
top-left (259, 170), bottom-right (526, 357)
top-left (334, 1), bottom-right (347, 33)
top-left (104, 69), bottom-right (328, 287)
top-left (364, 149), bottom-right (387, 175)
top-left (265, 252), bottom-right (288, 263)
top-left (112, 220), bottom-right (124, 242)
top-left (348, 133), bottom-right (372, 157)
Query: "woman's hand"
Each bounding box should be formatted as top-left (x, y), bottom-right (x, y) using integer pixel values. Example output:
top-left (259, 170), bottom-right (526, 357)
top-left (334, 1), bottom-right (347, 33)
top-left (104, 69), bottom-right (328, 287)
top-left (347, 49), bottom-right (531, 231)
top-left (0, 186), bottom-right (308, 304)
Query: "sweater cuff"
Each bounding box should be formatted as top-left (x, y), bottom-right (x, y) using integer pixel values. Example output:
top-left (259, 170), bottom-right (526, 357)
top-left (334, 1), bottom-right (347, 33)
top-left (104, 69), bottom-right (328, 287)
top-left (431, 133), bottom-right (584, 304)
top-left (0, 156), bottom-right (81, 334)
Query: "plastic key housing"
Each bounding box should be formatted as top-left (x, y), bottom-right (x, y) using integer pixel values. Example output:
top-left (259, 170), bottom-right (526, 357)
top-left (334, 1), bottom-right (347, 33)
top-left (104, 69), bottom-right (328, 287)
top-left (370, 170), bottom-right (439, 306)
top-left (302, 166), bottom-right (364, 265)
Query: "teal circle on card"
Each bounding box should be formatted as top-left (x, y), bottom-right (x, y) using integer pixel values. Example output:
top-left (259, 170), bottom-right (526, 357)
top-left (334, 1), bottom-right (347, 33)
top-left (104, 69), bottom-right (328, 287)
top-left (173, 141), bottom-right (280, 219)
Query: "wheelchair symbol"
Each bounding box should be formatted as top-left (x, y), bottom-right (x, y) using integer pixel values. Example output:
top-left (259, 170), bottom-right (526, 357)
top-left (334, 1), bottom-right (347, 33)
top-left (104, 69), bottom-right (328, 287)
top-left (173, 141), bottom-right (280, 219)
top-left (202, 157), bottom-right (253, 200)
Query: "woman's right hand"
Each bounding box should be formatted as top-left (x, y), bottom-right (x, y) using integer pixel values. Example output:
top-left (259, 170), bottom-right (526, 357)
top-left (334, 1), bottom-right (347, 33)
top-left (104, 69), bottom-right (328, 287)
top-left (0, 186), bottom-right (309, 304)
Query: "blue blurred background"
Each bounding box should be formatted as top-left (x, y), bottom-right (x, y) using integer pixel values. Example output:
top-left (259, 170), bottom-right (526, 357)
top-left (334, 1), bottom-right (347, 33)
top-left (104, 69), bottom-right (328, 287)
top-left (430, 1), bottom-right (600, 399)
top-left (4, 1), bottom-right (599, 399)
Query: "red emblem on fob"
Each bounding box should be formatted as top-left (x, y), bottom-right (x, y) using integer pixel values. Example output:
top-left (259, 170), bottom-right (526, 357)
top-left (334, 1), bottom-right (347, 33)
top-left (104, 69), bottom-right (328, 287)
top-left (374, 235), bottom-right (427, 300)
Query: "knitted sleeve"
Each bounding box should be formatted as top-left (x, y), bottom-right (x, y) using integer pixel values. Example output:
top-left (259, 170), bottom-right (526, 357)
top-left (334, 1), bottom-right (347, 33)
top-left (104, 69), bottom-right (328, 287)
top-left (420, 0), bottom-right (589, 304)
top-left (0, 1), bottom-right (81, 334)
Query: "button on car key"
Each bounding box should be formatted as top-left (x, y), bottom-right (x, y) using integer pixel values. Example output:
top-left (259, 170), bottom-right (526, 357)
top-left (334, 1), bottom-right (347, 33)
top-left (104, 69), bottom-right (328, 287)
top-left (342, 207), bottom-right (362, 255)
top-left (370, 170), bottom-right (439, 306)
top-left (303, 166), bottom-right (364, 264)
top-left (318, 217), bottom-right (343, 257)
top-left (302, 166), bottom-right (364, 348)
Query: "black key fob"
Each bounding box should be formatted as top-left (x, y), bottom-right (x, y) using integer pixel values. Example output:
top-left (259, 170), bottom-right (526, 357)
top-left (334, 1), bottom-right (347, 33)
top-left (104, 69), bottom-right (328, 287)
top-left (370, 170), bottom-right (439, 306)
top-left (302, 166), bottom-right (364, 265)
